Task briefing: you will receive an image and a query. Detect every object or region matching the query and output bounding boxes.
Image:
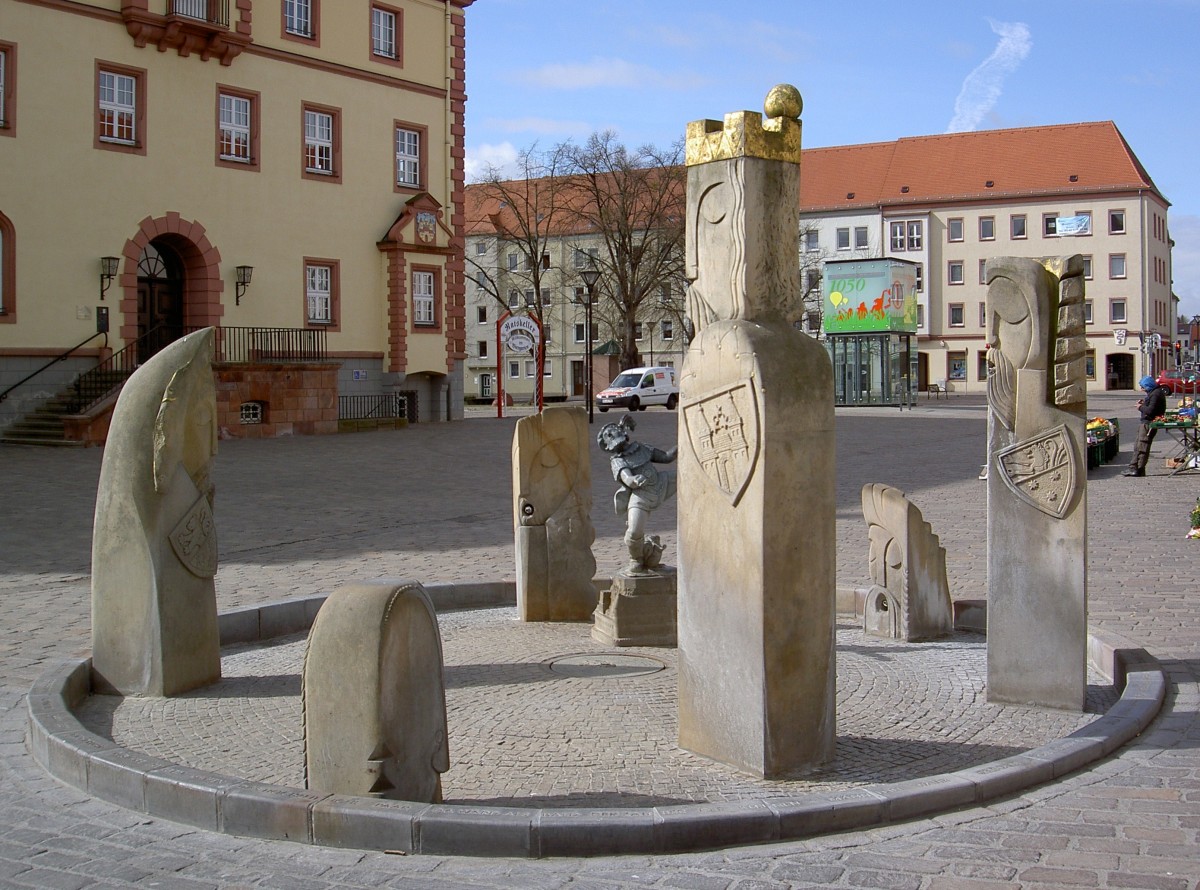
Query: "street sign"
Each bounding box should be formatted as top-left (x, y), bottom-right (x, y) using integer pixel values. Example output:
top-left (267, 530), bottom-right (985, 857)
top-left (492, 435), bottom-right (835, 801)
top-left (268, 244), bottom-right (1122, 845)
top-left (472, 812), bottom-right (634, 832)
top-left (499, 315), bottom-right (540, 354)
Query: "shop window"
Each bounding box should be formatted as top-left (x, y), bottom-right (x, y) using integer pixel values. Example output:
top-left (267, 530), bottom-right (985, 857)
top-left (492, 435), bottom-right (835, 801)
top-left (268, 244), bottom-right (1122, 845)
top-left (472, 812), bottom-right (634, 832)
top-left (948, 352), bottom-right (967, 381)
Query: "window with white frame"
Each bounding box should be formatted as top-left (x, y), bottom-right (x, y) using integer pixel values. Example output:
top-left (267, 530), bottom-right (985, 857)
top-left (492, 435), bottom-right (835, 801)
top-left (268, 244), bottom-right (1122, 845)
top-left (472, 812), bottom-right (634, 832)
top-left (477, 305), bottom-right (487, 324)
top-left (304, 108), bottom-right (334, 174)
top-left (477, 340), bottom-right (488, 358)
top-left (854, 226), bottom-right (868, 249)
top-left (543, 360), bottom-right (552, 378)
top-left (1084, 300), bottom-right (1093, 324)
top-left (395, 126), bottom-right (420, 187)
top-left (947, 261), bottom-right (964, 285)
top-left (916, 304), bottom-right (925, 328)
top-left (1110, 299), bottom-right (1127, 323)
top-left (285, 0), bottom-right (313, 37)
top-left (1011, 214), bottom-right (1027, 239)
top-left (949, 303), bottom-right (964, 327)
top-left (1109, 254), bottom-right (1126, 279)
top-left (914, 263), bottom-right (923, 293)
top-left (979, 302), bottom-right (986, 326)
top-left (661, 319), bottom-right (673, 340)
top-left (1043, 214), bottom-right (1058, 236)
top-left (306, 264), bottom-right (332, 323)
top-left (524, 360), bottom-right (536, 378)
top-left (836, 227), bottom-right (850, 250)
top-left (803, 230), bottom-right (819, 252)
top-left (1082, 255), bottom-right (1093, 279)
top-left (99, 69), bottom-right (137, 144)
top-left (979, 216), bottom-right (995, 241)
top-left (371, 6), bottom-right (398, 59)
top-left (509, 361), bottom-right (520, 378)
top-left (475, 240), bottom-right (487, 256)
top-left (948, 218), bottom-right (964, 242)
top-left (507, 253), bottom-right (518, 271)
top-left (574, 322), bottom-right (586, 343)
top-left (1109, 209), bottom-right (1126, 234)
top-left (507, 289), bottom-right (519, 308)
top-left (219, 93), bottom-right (252, 162)
top-left (633, 322), bottom-right (643, 340)
top-left (889, 220), bottom-right (923, 251)
top-left (979, 259), bottom-right (987, 285)
top-left (573, 246), bottom-right (598, 269)
top-left (413, 269), bottom-right (435, 326)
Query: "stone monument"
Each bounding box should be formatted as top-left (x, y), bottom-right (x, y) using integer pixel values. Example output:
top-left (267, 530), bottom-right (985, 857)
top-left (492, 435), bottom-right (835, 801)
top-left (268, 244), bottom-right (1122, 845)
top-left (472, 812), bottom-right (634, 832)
top-left (676, 85), bottom-right (837, 776)
top-left (91, 328), bottom-right (222, 697)
top-left (860, 483), bottom-right (953, 641)
top-left (985, 255), bottom-right (1087, 710)
top-left (512, 406), bottom-right (597, 621)
top-left (303, 581), bottom-right (449, 802)
top-left (592, 415), bottom-right (678, 647)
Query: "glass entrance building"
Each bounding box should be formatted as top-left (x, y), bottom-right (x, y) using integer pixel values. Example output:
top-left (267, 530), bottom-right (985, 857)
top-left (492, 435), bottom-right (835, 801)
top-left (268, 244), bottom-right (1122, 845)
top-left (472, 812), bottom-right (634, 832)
top-left (822, 258), bottom-right (920, 408)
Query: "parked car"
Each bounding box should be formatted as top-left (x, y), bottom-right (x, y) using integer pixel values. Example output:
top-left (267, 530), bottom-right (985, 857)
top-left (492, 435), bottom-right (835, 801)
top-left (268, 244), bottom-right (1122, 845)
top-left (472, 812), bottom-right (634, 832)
top-left (596, 366), bottom-right (679, 412)
top-left (1155, 369), bottom-right (1200, 394)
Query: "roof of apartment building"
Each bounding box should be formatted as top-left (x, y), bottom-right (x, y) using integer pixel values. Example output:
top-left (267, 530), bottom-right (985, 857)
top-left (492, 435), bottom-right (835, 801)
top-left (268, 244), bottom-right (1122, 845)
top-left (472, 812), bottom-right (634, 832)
top-left (801, 121), bottom-right (1165, 212)
top-left (465, 121), bottom-right (1165, 236)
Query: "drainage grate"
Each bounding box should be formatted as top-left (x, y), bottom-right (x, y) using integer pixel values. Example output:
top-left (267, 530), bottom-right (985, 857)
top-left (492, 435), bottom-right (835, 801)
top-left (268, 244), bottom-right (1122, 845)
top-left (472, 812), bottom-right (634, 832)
top-left (545, 653), bottom-right (666, 679)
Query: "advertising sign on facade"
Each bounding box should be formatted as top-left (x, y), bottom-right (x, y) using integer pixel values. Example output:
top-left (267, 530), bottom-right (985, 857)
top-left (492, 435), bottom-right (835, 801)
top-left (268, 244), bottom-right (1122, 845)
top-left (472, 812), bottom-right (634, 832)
top-left (500, 315), bottom-right (540, 353)
top-left (823, 259), bottom-right (919, 333)
top-left (1053, 215), bottom-right (1092, 236)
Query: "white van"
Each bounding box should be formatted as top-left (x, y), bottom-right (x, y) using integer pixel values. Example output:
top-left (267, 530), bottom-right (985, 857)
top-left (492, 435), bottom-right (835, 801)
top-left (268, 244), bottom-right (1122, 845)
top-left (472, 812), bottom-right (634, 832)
top-left (596, 366), bottom-right (679, 412)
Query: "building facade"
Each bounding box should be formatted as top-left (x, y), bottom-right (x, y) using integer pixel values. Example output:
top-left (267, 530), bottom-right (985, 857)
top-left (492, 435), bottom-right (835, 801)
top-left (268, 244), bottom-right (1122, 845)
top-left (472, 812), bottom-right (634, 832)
top-left (0, 0), bottom-right (470, 437)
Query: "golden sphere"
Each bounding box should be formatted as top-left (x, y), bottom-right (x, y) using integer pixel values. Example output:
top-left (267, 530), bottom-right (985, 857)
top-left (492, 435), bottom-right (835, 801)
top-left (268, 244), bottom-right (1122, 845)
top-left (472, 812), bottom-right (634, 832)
top-left (764, 84), bottom-right (802, 120)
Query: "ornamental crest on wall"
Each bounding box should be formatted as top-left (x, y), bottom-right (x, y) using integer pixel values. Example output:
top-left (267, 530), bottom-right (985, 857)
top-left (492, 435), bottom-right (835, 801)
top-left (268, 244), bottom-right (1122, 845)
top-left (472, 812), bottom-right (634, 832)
top-left (169, 494), bottom-right (218, 579)
top-left (415, 211), bottom-right (437, 244)
top-left (682, 380), bottom-right (760, 506)
top-left (996, 424), bottom-right (1077, 519)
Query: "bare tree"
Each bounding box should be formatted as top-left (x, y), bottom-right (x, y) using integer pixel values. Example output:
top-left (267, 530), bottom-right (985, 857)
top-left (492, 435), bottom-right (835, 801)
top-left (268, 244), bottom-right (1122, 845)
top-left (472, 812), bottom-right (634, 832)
top-left (562, 132), bottom-right (686, 370)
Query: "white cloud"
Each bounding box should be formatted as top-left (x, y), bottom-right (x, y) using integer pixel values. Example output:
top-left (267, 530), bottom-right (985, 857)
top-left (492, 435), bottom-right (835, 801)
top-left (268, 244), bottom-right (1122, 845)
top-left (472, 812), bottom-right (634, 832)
top-left (514, 57), bottom-right (706, 91)
top-left (946, 19), bottom-right (1032, 133)
top-left (464, 142), bottom-right (520, 182)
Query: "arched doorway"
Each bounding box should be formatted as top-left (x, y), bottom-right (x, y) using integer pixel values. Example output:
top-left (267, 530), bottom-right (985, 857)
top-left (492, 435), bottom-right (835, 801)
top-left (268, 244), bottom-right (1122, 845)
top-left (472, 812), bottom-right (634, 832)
top-left (137, 241), bottom-right (185, 361)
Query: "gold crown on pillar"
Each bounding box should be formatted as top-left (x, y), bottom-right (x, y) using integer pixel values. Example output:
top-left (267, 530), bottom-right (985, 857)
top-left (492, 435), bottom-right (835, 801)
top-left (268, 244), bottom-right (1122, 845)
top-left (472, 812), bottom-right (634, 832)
top-left (685, 84), bottom-right (803, 166)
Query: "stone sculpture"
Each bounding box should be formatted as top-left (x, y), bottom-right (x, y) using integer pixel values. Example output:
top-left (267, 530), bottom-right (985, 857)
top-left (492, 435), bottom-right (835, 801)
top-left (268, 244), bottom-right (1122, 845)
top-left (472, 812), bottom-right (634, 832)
top-left (91, 328), bottom-right (222, 697)
top-left (676, 85), bottom-right (837, 776)
top-left (985, 255), bottom-right (1088, 710)
top-left (303, 581), bottom-right (449, 802)
top-left (512, 406), bottom-right (596, 621)
top-left (597, 414), bottom-right (677, 575)
top-left (860, 483), bottom-right (953, 641)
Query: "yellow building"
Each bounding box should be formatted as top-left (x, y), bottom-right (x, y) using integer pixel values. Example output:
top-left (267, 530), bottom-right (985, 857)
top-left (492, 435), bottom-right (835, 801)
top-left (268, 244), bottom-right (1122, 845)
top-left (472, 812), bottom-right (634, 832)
top-left (0, 0), bottom-right (470, 441)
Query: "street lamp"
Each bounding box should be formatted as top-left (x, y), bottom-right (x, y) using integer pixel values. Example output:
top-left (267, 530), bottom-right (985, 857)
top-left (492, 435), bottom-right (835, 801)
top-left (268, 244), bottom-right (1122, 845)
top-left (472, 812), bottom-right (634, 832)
top-left (1192, 315), bottom-right (1200, 365)
top-left (579, 267), bottom-right (600, 424)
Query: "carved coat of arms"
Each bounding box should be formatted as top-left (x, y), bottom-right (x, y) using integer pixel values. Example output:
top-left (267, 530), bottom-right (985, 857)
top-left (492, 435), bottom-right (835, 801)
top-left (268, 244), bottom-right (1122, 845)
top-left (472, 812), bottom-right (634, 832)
top-left (996, 423), bottom-right (1078, 519)
top-left (682, 381), bottom-right (760, 506)
top-left (415, 211), bottom-right (437, 244)
top-left (169, 493), bottom-right (218, 578)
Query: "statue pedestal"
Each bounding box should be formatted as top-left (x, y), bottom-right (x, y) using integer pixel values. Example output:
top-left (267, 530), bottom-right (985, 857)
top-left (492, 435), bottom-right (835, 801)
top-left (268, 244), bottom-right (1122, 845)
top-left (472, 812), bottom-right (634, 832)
top-left (591, 567), bottom-right (677, 647)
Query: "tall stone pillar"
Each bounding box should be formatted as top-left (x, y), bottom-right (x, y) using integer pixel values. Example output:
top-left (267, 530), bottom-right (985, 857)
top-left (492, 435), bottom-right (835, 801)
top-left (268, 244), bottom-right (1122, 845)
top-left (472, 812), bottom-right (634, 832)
top-left (985, 255), bottom-right (1088, 710)
top-left (676, 86), bottom-right (836, 777)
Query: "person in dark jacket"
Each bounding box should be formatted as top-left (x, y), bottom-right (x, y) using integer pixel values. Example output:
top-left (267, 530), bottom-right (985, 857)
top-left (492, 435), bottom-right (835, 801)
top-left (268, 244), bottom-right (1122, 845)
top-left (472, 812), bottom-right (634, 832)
top-left (1124, 374), bottom-right (1170, 476)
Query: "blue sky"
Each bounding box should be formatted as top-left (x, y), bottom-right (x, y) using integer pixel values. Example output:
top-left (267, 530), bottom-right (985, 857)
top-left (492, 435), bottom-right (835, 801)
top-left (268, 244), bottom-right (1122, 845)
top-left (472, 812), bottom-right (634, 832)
top-left (462, 0), bottom-right (1200, 322)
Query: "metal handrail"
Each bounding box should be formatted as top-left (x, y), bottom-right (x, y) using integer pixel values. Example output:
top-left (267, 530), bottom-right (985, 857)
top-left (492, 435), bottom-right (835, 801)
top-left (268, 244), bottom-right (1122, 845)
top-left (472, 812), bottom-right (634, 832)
top-left (62, 326), bottom-right (176, 415)
top-left (0, 331), bottom-right (106, 406)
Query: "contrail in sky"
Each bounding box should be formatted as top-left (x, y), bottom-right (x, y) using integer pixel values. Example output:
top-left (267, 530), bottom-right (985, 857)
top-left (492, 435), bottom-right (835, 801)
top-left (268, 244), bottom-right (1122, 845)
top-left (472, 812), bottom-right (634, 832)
top-left (946, 19), bottom-right (1032, 132)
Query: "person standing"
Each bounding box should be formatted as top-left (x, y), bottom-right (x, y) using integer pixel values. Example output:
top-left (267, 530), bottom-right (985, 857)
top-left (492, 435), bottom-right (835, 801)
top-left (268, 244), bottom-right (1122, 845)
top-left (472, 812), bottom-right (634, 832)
top-left (1124, 374), bottom-right (1170, 477)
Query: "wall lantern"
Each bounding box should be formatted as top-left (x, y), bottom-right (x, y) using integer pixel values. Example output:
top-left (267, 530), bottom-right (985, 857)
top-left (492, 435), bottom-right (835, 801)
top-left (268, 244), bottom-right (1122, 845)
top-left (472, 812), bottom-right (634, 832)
top-left (235, 265), bottom-right (254, 305)
top-left (99, 256), bottom-right (120, 301)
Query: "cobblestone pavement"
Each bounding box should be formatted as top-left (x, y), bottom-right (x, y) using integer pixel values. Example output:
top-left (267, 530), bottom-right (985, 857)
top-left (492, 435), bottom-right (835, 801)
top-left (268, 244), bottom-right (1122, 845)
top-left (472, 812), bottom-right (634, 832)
top-left (2, 392), bottom-right (1198, 888)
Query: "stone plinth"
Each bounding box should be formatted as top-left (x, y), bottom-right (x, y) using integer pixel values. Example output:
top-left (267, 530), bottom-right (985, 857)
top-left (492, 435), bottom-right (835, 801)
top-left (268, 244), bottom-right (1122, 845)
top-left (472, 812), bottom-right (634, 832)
top-left (591, 567), bottom-right (677, 647)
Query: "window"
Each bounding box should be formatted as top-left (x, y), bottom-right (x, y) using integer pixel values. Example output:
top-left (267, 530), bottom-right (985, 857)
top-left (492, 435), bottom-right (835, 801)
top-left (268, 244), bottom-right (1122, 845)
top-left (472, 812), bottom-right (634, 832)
top-left (889, 220), bottom-right (923, 251)
top-left (1110, 299), bottom-right (1127, 324)
top-left (854, 226), bottom-right (868, 249)
top-left (507, 289), bottom-right (519, 309)
top-left (509, 361), bottom-right (520, 379)
top-left (836, 227), bottom-right (850, 250)
top-left (949, 303), bottom-right (965, 327)
top-left (633, 322), bottom-right (643, 341)
top-left (302, 104), bottom-right (340, 181)
top-left (475, 240), bottom-right (487, 256)
top-left (805, 268), bottom-right (821, 292)
top-left (394, 123), bottom-right (423, 189)
top-left (477, 305), bottom-right (487, 324)
top-left (412, 267), bottom-right (438, 328)
top-left (916, 305), bottom-right (925, 329)
top-left (1109, 254), bottom-right (1127, 279)
top-left (1011, 215), bottom-right (1027, 239)
top-left (574, 322), bottom-right (586, 343)
top-left (948, 351), bottom-right (967, 381)
top-left (284, 0), bottom-right (317, 41)
top-left (914, 263), bottom-right (923, 293)
top-left (371, 4), bottom-right (402, 62)
top-left (1085, 349), bottom-right (1096, 380)
top-left (977, 351), bottom-right (989, 381)
top-left (477, 340), bottom-right (488, 358)
top-left (1043, 214), bottom-right (1058, 236)
top-left (525, 360), bottom-right (536, 378)
top-left (573, 246), bottom-right (598, 269)
top-left (0, 210), bottom-right (14, 321)
top-left (543, 360), bottom-right (552, 378)
top-left (541, 252), bottom-right (551, 270)
top-left (803, 230), bottom-right (819, 252)
top-left (1082, 256), bottom-right (1093, 279)
top-left (979, 260), bottom-right (987, 285)
top-left (0, 42), bottom-right (15, 135)
top-left (661, 319), bottom-right (674, 340)
top-left (979, 216), bottom-right (995, 241)
top-left (305, 260), bottom-right (338, 328)
top-left (979, 302), bottom-right (986, 326)
top-left (948, 218), bottom-right (964, 242)
top-left (1084, 300), bottom-right (1093, 324)
top-left (948, 261), bottom-right (964, 285)
top-left (1109, 210), bottom-right (1126, 234)
top-left (96, 63), bottom-right (145, 154)
top-left (216, 88), bottom-right (259, 170)
top-left (523, 289), bottom-right (535, 306)
top-left (240, 402), bottom-right (265, 425)
top-left (507, 253), bottom-right (518, 272)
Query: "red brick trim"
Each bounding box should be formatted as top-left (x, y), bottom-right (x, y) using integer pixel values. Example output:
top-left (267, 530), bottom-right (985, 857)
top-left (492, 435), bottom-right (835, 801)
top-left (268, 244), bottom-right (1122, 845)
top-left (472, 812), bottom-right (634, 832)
top-left (383, 248), bottom-right (408, 373)
top-left (444, 7), bottom-right (468, 370)
top-left (0, 210), bottom-right (15, 323)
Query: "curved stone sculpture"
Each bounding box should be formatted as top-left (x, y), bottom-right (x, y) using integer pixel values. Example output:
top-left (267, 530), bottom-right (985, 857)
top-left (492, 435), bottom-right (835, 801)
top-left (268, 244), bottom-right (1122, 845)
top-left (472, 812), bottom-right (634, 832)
top-left (303, 581), bottom-right (449, 802)
top-left (861, 483), bottom-right (952, 642)
top-left (91, 328), bottom-right (221, 697)
top-left (512, 406), bottom-right (596, 620)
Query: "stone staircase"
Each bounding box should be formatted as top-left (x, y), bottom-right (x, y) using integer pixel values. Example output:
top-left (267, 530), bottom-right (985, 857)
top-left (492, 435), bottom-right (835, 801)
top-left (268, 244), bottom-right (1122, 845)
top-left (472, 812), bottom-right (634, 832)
top-left (0, 369), bottom-right (131, 446)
